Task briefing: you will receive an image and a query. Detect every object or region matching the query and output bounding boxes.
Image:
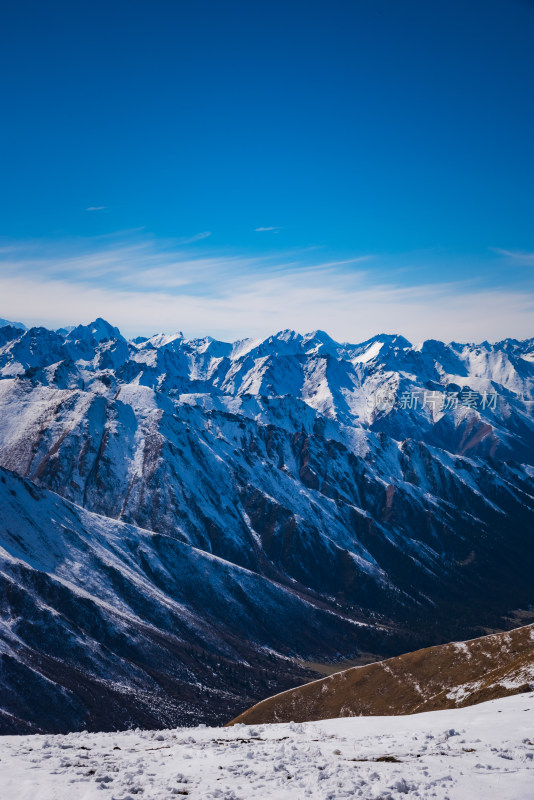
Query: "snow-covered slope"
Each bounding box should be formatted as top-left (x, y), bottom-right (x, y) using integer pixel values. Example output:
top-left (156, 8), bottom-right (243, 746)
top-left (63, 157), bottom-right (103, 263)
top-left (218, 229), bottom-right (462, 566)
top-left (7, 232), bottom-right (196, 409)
top-left (0, 318), bottom-right (533, 733)
top-left (229, 624), bottom-right (534, 725)
top-left (0, 693), bottom-right (532, 799)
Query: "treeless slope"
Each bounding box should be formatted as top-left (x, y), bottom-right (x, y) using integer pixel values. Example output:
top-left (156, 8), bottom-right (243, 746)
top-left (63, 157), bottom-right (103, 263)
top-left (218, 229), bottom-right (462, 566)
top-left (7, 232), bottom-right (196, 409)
top-left (228, 624), bottom-right (534, 725)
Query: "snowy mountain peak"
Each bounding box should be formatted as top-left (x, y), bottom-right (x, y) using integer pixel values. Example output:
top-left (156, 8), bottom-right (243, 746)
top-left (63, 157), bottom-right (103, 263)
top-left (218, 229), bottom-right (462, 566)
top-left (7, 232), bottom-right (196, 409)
top-left (56, 325), bottom-right (76, 336)
top-left (0, 317), bottom-right (27, 331)
top-left (366, 332), bottom-right (412, 348)
top-left (67, 317), bottom-right (124, 343)
top-left (302, 329), bottom-right (337, 351)
top-left (269, 329), bottom-right (302, 345)
top-left (140, 330), bottom-right (185, 349)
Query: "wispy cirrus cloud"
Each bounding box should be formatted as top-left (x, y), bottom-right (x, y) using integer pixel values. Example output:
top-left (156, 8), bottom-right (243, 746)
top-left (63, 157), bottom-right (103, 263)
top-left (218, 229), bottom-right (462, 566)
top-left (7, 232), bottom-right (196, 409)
top-left (0, 234), bottom-right (532, 343)
top-left (255, 226), bottom-right (281, 233)
top-left (178, 231), bottom-right (212, 244)
top-left (490, 248), bottom-right (534, 266)
top-left (86, 206), bottom-right (107, 212)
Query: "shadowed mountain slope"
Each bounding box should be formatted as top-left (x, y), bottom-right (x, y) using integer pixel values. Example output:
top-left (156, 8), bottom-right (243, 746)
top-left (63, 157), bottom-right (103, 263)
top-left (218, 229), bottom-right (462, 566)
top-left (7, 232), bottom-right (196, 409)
top-left (1, 466), bottom-right (390, 734)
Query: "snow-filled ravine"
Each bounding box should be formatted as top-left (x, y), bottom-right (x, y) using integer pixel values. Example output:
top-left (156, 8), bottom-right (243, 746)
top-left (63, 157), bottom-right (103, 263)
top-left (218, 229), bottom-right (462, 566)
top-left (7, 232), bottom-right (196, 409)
top-left (0, 693), bottom-right (532, 799)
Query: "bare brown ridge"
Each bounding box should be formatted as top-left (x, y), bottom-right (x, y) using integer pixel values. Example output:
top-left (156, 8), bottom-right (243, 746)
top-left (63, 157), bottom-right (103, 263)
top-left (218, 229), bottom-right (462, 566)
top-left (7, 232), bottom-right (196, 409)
top-left (227, 623), bottom-right (534, 726)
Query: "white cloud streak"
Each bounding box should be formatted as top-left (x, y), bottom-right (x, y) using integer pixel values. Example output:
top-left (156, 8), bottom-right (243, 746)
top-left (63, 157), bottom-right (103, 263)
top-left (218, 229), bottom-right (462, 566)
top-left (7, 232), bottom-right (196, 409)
top-left (0, 238), bottom-right (532, 343)
top-left (177, 231), bottom-right (212, 244)
top-left (490, 248), bottom-right (534, 266)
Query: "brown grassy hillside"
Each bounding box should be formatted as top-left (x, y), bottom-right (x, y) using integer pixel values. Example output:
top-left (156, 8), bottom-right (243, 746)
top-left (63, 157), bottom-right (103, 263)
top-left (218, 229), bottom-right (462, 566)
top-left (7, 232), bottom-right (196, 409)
top-left (228, 624), bottom-right (534, 726)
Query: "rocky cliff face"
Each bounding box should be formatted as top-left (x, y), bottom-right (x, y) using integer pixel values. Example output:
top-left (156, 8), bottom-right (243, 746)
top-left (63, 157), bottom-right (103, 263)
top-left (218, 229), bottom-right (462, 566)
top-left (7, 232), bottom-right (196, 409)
top-left (0, 319), bottom-right (532, 731)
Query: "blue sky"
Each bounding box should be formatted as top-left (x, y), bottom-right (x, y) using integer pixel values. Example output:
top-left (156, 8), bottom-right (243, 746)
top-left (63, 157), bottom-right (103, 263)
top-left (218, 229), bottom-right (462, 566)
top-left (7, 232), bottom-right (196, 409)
top-left (0, 0), bottom-right (533, 341)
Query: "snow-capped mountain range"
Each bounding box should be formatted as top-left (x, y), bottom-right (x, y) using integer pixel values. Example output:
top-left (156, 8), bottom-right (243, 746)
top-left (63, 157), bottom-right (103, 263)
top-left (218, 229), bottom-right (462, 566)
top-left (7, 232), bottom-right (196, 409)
top-left (0, 318), bottom-right (533, 733)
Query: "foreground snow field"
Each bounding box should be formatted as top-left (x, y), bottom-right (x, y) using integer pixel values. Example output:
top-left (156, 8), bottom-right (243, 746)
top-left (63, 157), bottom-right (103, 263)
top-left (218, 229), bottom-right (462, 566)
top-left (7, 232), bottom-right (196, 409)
top-left (0, 694), bottom-right (532, 800)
